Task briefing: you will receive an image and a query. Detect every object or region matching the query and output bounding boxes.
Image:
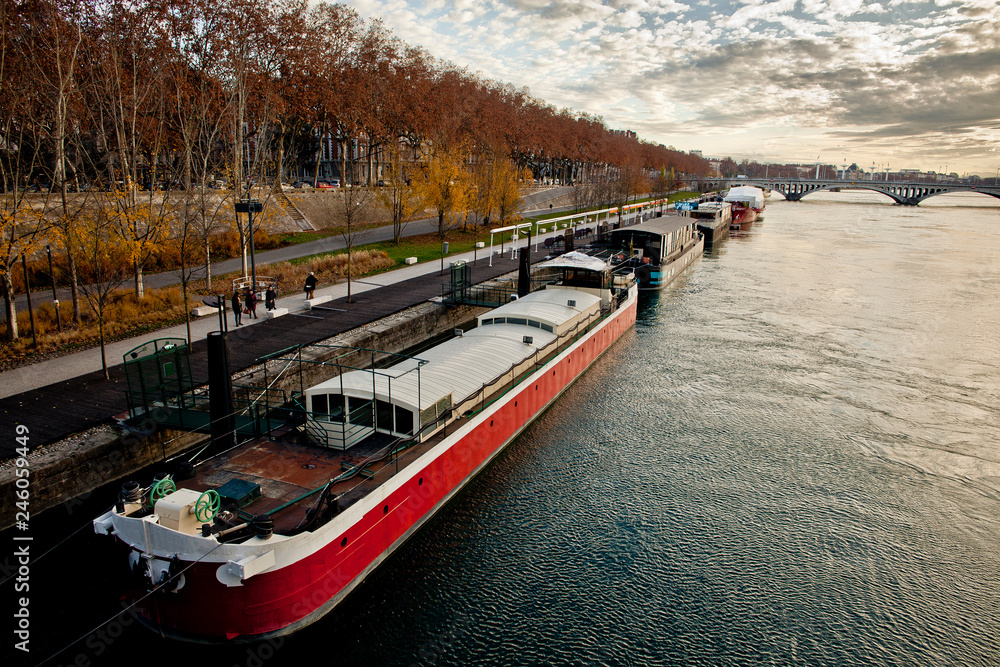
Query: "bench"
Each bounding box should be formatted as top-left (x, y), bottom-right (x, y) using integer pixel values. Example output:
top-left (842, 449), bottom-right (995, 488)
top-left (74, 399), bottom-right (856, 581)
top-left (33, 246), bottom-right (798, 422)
top-left (264, 307), bottom-right (288, 320)
top-left (304, 295), bottom-right (332, 308)
top-left (190, 305), bottom-right (218, 318)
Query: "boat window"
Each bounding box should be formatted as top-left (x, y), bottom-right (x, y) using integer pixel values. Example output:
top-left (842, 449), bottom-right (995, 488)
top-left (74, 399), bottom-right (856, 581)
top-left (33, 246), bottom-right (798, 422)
top-left (563, 268), bottom-right (604, 288)
top-left (541, 323), bottom-right (554, 333)
top-left (494, 317), bottom-right (506, 324)
top-left (528, 320), bottom-right (541, 328)
top-left (347, 396), bottom-right (373, 427)
top-left (508, 317), bottom-right (527, 326)
top-left (376, 400), bottom-right (393, 431)
top-left (481, 318), bottom-right (493, 325)
top-left (328, 395), bottom-right (345, 422)
top-left (312, 394), bottom-right (328, 417)
top-left (395, 405), bottom-right (414, 435)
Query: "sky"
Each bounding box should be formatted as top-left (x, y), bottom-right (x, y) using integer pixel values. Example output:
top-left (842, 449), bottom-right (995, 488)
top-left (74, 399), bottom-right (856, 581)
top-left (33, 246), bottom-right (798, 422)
top-left (348, 0), bottom-right (1000, 177)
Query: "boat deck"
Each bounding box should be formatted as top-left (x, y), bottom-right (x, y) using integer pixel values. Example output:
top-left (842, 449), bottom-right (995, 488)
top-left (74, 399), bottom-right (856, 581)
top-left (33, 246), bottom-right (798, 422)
top-left (178, 426), bottom-right (452, 535)
top-left (168, 302), bottom-right (610, 537)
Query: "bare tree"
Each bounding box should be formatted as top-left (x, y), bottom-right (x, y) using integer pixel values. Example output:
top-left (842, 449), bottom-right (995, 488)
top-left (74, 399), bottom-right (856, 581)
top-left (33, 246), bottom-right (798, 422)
top-left (335, 181), bottom-right (376, 303)
top-left (74, 196), bottom-right (131, 378)
top-left (375, 144), bottom-right (421, 243)
top-left (0, 2), bottom-right (53, 340)
top-left (83, 0), bottom-right (171, 299)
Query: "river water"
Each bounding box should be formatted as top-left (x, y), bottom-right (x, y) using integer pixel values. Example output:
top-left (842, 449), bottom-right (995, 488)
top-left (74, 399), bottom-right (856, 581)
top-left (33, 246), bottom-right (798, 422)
top-left (7, 191), bottom-right (1000, 666)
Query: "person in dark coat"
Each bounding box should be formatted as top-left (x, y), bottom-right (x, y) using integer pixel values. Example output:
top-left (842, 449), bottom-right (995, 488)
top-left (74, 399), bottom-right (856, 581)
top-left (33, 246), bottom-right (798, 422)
top-left (265, 286), bottom-right (276, 311)
top-left (304, 272), bottom-right (317, 299)
top-left (246, 287), bottom-right (257, 319)
top-left (231, 291), bottom-right (242, 326)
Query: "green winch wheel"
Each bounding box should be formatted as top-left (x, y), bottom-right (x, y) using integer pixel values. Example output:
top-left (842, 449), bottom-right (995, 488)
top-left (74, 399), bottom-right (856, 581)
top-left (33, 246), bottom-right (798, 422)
top-left (194, 490), bottom-right (221, 523)
top-left (148, 477), bottom-right (176, 506)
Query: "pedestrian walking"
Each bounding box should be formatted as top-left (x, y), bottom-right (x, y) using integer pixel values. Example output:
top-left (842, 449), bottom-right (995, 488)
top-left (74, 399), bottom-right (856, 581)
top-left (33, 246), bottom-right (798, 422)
top-left (304, 272), bottom-right (317, 299)
top-left (265, 286), bottom-right (276, 311)
top-left (246, 288), bottom-right (258, 319)
top-left (231, 291), bottom-right (242, 326)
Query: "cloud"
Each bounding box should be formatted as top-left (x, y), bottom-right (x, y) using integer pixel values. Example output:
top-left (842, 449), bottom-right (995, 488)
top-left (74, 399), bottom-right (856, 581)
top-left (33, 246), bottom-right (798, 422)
top-left (350, 0), bottom-right (1000, 173)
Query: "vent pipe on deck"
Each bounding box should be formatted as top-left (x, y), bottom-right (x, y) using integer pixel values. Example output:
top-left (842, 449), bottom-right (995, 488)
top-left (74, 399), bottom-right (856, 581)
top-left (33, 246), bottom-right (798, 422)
top-left (517, 241), bottom-right (531, 297)
top-left (207, 331), bottom-right (236, 450)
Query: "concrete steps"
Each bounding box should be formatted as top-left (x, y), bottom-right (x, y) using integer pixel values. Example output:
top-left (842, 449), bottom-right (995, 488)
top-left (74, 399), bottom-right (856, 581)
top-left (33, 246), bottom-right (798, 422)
top-left (274, 190), bottom-right (314, 231)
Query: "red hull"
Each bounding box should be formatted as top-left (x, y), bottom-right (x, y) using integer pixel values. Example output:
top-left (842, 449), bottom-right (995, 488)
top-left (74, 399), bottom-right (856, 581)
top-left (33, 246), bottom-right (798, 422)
top-left (127, 293), bottom-right (638, 641)
top-left (731, 204), bottom-right (758, 226)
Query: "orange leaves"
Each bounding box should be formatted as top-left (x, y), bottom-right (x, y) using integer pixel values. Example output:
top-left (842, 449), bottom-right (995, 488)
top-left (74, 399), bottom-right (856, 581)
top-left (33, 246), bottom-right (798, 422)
top-left (412, 144), bottom-right (472, 236)
top-left (0, 199), bottom-right (47, 280)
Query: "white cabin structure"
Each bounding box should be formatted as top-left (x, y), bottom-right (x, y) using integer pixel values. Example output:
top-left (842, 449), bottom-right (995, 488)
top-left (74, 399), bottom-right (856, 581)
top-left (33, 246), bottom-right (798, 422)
top-left (304, 257), bottom-right (610, 449)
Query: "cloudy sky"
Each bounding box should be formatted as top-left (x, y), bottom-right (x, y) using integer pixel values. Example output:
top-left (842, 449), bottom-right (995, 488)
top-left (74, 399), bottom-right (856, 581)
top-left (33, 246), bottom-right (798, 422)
top-left (350, 0), bottom-right (1000, 176)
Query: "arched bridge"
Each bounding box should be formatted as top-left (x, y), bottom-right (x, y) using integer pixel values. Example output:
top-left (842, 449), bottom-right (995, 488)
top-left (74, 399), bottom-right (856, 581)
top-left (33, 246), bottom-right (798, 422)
top-left (717, 178), bottom-right (1000, 205)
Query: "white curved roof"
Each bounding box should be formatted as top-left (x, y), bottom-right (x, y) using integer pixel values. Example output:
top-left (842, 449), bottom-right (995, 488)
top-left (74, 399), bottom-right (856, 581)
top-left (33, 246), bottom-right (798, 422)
top-left (483, 287), bottom-right (600, 327)
top-left (308, 288), bottom-right (601, 414)
top-left (537, 250), bottom-right (609, 272)
top-left (724, 186), bottom-right (765, 209)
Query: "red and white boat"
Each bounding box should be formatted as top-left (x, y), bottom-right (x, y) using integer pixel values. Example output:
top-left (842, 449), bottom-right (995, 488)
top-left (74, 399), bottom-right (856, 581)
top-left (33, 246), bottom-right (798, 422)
top-left (94, 252), bottom-right (638, 642)
top-left (724, 185), bottom-right (765, 229)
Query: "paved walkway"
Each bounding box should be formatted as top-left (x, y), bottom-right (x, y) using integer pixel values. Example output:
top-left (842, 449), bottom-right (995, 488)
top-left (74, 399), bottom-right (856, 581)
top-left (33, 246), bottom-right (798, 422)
top-left (3, 187), bottom-right (575, 314)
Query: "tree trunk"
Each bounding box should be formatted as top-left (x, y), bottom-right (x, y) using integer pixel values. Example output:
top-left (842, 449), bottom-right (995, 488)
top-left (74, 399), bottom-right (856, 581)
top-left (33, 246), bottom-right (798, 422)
top-left (204, 238), bottom-right (212, 291)
top-left (98, 316), bottom-right (108, 379)
top-left (134, 259), bottom-right (144, 299)
top-left (312, 133), bottom-right (323, 186)
top-left (182, 275), bottom-right (191, 343)
top-left (65, 234), bottom-right (82, 323)
top-left (2, 271), bottom-right (18, 342)
top-left (340, 138), bottom-right (348, 187)
top-left (346, 232), bottom-right (352, 304)
top-left (367, 141), bottom-right (375, 186)
top-left (276, 124), bottom-right (285, 188)
top-left (239, 225), bottom-right (248, 278)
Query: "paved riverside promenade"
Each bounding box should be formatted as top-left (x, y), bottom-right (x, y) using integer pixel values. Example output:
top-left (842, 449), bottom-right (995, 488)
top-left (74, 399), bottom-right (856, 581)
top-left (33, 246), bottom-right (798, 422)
top-left (0, 242), bottom-right (551, 458)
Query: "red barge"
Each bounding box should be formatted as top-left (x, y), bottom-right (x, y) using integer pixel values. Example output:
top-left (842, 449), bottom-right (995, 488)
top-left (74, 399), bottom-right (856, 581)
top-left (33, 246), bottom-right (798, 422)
top-left (724, 185), bottom-right (766, 229)
top-left (94, 252), bottom-right (638, 642)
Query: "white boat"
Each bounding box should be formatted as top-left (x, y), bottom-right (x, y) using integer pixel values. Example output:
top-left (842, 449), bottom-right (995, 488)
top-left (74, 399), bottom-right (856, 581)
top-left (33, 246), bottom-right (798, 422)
top-left (723, 185), bottom-right (766, 211)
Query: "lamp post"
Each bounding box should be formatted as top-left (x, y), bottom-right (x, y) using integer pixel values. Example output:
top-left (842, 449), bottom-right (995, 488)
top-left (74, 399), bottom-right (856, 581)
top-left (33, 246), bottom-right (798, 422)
top-left (46, 245), bottom-right (61, 332)
top-left (235, 199), bottom-right (262, 296)
top-left (994, 168), bottom-right (999, 185)
top-left (20, 253), bottom-right (36, 347)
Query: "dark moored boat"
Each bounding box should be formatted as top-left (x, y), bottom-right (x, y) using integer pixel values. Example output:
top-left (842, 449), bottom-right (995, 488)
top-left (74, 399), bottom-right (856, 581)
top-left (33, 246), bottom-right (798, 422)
top-left (607, 217), bottom-right (704, 290)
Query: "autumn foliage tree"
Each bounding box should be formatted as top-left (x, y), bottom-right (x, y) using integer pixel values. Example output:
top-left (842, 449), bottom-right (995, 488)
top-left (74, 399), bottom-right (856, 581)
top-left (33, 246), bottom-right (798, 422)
top-left (413, 143), bottom-right (471, 239)
top-left (1, 0), bottom-right (725, 361)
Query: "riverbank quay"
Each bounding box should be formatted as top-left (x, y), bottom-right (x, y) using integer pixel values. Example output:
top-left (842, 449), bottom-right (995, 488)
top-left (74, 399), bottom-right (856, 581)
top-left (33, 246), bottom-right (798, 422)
top-left (0, 247), bottom-right (541, 451)
top-left (0, 190), bottom-right (674, 527)
top-left (0, 245), bottom-right (541, 528)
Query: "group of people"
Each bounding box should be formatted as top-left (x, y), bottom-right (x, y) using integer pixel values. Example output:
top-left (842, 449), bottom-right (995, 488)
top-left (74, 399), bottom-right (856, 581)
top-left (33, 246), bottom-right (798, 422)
top-left (230, 273), bottom-right (318, 326)
top-left (231, 284), bottom-right (279, 326)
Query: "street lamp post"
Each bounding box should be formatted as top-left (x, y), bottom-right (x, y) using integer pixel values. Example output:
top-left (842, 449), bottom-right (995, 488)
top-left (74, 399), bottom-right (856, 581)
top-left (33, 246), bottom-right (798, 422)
top-left (235, 199), bottom-right (263, 296)
top-left (20, 253), bottom-right (36, 347)
top-left (46, 245), bottom-right (61, 332)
